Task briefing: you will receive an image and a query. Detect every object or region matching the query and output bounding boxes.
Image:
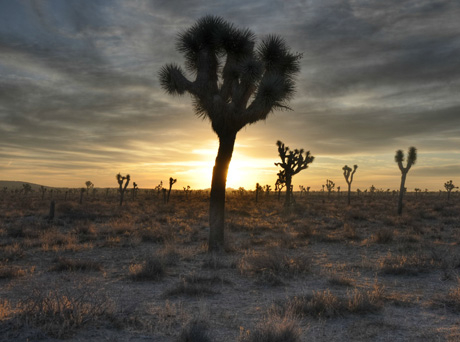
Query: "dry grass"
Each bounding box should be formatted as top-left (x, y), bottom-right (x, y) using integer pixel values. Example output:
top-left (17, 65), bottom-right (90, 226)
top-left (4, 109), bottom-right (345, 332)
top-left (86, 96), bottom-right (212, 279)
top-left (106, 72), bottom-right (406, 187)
top-left (0, 191), bottom-right (459, 340)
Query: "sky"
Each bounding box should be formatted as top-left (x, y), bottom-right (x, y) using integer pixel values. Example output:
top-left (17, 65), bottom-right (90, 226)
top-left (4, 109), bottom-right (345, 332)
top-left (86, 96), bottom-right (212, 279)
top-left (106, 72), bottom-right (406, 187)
top-left (1, 0), bottom-right (459, 191)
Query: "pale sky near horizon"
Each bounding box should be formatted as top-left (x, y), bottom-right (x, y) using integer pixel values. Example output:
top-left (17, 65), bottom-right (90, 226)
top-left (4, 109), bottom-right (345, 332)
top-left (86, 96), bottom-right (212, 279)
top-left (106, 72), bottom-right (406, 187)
top-left (1, 0), bottom-right (459, 191)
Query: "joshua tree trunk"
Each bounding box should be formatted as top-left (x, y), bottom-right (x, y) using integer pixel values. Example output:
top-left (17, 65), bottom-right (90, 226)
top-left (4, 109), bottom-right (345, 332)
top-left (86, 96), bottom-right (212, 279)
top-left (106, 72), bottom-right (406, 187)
top-left (347, 183), bottom-right (351, 206)
top-left (209, 132), bottom-right (236, 251)
top-left (398, 172), bottom-right (407, 215)
top-left (285, 175), bottom-right (292, 208)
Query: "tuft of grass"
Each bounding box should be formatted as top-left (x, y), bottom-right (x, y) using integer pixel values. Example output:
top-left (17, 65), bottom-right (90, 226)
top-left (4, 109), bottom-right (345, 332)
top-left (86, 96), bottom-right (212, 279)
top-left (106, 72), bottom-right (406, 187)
top-left (178, 319), bottom-right (212, 342)
top-left (279, 285), bottom-right (384, 319)
top-left (378, 252), bottom-right (435, 275)
top-left (163, 274), bottom-right (221, 297)
top-left (240, 318), bottom-right (301, 342)
top-left (238, 250), bottom-right (310, 281)
top-left (11, 282), bottom-right (114, 339)
top-left (49, 257), bottom-right (102, 272)
top-left (373, 228), bottom-right (394, 244)
top-left (0, 265), bottom-right (34, 279)
top-left (444, 286), bottom-right (460, 312)
top-left (129, 257), bottom-right (165, 281)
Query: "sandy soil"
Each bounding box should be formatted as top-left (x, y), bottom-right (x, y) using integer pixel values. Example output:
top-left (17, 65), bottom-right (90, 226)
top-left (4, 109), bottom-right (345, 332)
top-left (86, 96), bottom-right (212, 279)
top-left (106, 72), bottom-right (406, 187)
top-left (0, 190), bottom-right (459, 341)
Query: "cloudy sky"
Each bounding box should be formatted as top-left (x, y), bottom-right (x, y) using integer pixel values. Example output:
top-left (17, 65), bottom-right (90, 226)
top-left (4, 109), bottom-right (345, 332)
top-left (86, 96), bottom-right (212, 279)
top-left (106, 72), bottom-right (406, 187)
top-left (1, 0), bottom-right (459, 191)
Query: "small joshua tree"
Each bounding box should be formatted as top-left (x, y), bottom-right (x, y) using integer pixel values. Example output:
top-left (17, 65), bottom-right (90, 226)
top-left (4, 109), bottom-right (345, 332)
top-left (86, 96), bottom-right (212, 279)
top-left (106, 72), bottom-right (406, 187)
top-left (275, 170), bottom-right (286, 201)
top-left (22, 183), bottom-right (32, 196)
top-left (167, 177), bottom-right (177, 203)
top-left (40, 186), bottom-right (47, 200)
top-left (325, 179), bottom-right (335, 197)
top-left (255, 183), bottom-right (263, 203)
top-left (85, 181), bottom-right (94, 197)
top-left (444, 180), bottom-right (458, 200)
top-left (132, 182), bottom-right (138, 201)
top-left (183, 185), bottom-right (191, 200)
top-left (263, 185), bottom-right (271, 196)
top-left (274, 140), bottom-right (314, 207)
top-left (116, 173), bottom-right (130, 206)
top-left (395, 147), bottom-right (417, 215)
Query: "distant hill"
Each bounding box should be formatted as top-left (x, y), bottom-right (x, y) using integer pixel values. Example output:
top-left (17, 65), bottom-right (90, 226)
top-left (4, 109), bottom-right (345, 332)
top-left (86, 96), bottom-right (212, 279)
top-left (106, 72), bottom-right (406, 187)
top-left (0, 180), bottom-right (54, 191)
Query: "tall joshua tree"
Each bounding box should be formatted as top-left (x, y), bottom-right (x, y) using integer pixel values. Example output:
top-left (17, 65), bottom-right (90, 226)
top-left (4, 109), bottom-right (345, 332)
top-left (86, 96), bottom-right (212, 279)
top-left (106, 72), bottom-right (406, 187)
top-left (116, 173), bottom-right (130, 206)
top-left (274, 140), bottom-right (314, 207)
top-left (343, 164), bottom-right (358, 206)
top-left (167, 177), bottom-right (177, 203)
top-left (395, 147), bottom-right (417, 215)
top-left (159, 16), bottom-right (301, 251)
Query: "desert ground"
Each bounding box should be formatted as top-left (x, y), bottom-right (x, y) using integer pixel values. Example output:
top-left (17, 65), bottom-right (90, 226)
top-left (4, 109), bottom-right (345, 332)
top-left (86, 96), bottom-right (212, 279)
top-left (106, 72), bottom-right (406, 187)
top-left (1, 188), bottom-right (459, 341)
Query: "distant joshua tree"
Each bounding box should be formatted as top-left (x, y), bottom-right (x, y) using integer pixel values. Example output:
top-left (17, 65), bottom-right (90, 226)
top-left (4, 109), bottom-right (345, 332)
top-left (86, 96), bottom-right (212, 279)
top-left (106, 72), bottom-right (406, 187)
top-left (116, 173), bottom-right (130, 206)
top-left (444, 180), bottom-right (458, 200)
top-left (132, 182), bottom-right (138, 201)
top-left (40, 186), bottom-right (47, 200)
top-left (325, 179), bottom-right (335, 197)
top-left (22, 183), bottom-right (32, 196)
top-left (159, 16), bottom-right (301, 251)
top-left (183, 185), bottom-right (191, 200)
top-left (85, 181), bottom-right (94, 197)
top-left (167, 177), bottom-right (177, 203)
top-left (255, 183), bottom-right (263, 203)
top-left (275, 140), bottom-right (314, 207)
top-left (395, 147), bottom-right (417, 215)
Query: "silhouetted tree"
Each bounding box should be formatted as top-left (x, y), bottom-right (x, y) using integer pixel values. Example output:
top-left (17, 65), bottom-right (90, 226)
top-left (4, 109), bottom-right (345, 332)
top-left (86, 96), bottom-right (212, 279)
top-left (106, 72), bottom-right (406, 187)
top-left (343, 165), bottom-right (358, 206)
top-left (275, 170), bottom-right (286, 201)
top-left (85, 181), bottom-right (94, 198)
top-left (167, 177), bottom-right (177, 203)
top-left (22, 183), bottom-right (32, 196)
top-left (116, 173), bottom-right (130, 206)
top-left (325, 179), bottom-right (335, 197)
top-left (395, 147), bottom-right (417, 215)
top-left (444, 180), bottom-right (458, 200)
top-left (274, 140), bottom-right (314, 207)
top-left (255, 183), bottom-right (263, 203)
top-left (132, 182), bottom-right (138, 201)
top-left (159, 16), bottom-right (301, 251)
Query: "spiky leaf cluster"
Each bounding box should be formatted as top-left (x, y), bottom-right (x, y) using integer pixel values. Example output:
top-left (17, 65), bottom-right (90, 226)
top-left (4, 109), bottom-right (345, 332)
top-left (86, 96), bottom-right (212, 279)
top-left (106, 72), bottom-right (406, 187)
top-left (274, 140), bottom-right (314, 177)
top-left (395, 147), bottom-right (417, 173)
top-left (159, 15), bottom-right (302, 136)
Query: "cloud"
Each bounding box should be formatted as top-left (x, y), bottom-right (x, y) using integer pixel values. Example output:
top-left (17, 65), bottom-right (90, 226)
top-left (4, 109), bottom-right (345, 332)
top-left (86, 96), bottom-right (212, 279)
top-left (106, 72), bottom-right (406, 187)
top-left (0, 0), bottom-right (459, 188)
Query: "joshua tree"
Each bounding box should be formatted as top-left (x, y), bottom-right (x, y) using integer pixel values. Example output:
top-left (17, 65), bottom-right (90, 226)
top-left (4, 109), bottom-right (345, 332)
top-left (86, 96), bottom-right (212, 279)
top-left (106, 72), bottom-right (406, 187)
top-left (116, 173), bottom-right (130, 206)
top-left (325, 179), bottom-right (335, 197)
top-left (159, 16), bottom-right (301, 251)
top-left (274, 140), bottom-right (314, 207)
top-left (255, 183), bottom-right (263, 203)
top-left (79, 188), bottom-right (85, 204)
top-left (22, 183), bottom-right (32, 196)
top-left (132, 182), bottom-right (138, 201)
top-left (275, 170), bottom-right (286, 201)
top-left (167, 177), bottom-right (177, 203)
top-left (183, 185), bottom-right (191, 200)
top-left (263, 185), bottom-right (271, 196)
top-left (40, 186), bottom-right (47, 200)
top-left (444, 180), bottom-right (458, 200)
top-left (85, 181), bottom-right (94, 197)
top-left (395, 147), bottom-right (417, 215)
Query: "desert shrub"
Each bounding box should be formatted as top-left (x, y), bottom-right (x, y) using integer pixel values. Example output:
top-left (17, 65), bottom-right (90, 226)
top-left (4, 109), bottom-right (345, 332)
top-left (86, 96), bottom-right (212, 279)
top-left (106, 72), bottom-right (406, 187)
top-left (445, 286), bottom-right (460, 312)
top-left (373, 228), bottom-right (394, 244)
top-left (279, 286), bottom-right (384, 319)
top-left (328, 274), bottom-right (354, 287)
top-left (49, 257), bottom-right (102, 272)
top-left (129, 257), bottom-right (165, 281)
top-left (12, 282), bottom-right (114, 338)
top-left (0, 243), bottom-right (25, 260)
top-left (240, 318), bottom-right (301, 342)
top-left (0, 265), bottom-right (33, 279)
top-left (378, 252), bottom-right (436, 275)
top-left (238, 250), bottom-right (310, 280)
top-left (163, 274), bottom-right (222, 297)
top-left (178, 319), bottom-right (211, 342)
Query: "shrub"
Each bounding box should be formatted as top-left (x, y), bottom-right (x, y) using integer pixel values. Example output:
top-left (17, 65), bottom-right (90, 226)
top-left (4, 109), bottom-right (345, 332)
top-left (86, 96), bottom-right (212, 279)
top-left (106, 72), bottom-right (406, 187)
top-left (178, 320), bottom-right (211, 342)
top-left (129, 257), bottom-right (165, 281)
top-left (240, 318), bottom-right (301, 342)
